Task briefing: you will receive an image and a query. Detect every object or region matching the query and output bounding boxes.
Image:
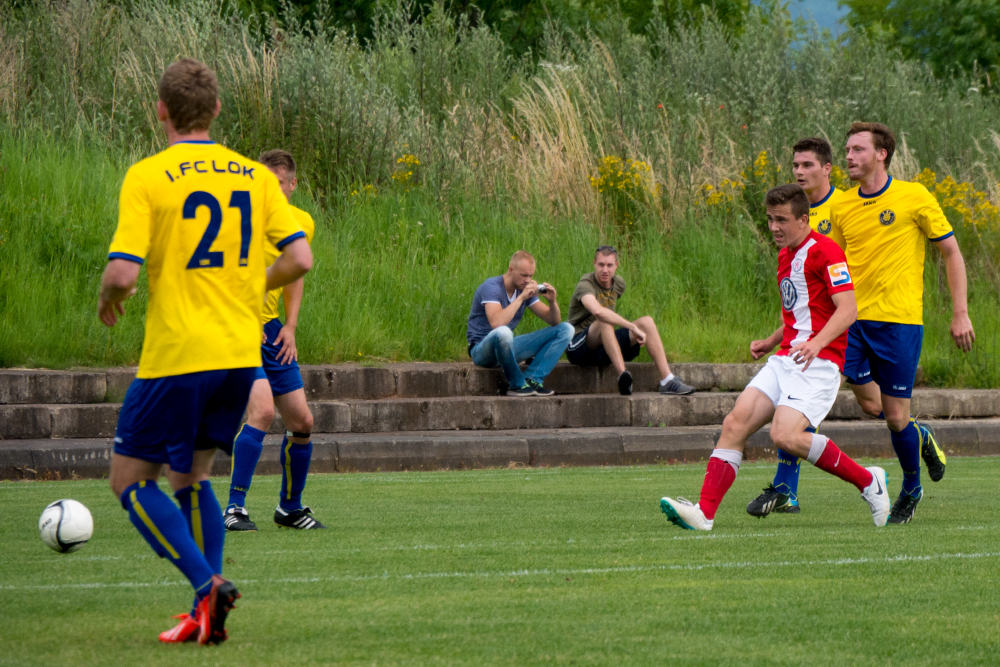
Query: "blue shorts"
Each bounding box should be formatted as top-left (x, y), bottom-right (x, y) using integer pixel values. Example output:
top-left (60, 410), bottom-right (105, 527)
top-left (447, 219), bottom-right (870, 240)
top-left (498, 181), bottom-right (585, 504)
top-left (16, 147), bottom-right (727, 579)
top-left (258, 317), bottom-right (304, 396)
top-left (843, 320), bottom-right (923, 399)
top-left (565, 327), bottom-right (641, 367)
top-left (114, 368), bottom-right (256, 473)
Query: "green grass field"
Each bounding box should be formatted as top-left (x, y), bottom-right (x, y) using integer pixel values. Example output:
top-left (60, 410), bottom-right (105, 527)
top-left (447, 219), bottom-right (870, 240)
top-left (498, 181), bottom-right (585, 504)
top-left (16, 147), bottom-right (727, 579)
top-left (2, 458), bottom-right (999, 666)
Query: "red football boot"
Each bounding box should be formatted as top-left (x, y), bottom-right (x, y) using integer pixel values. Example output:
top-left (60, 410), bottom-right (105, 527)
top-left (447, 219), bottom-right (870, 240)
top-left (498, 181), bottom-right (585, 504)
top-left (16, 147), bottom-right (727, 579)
top-left (196, 575), bottom-right (241, 645)
top-left (158, 613), bottom-right (200, 643)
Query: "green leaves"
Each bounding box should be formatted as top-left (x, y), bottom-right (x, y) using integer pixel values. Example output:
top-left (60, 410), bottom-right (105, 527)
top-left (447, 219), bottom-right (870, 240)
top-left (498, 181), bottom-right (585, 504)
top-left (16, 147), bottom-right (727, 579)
top-left (840, 0), bottom-right (1000, 76)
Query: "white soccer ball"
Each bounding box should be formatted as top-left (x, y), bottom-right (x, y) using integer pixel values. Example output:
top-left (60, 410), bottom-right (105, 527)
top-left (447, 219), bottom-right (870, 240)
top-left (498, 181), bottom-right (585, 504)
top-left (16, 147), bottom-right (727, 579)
top-left (39, 499), bottom-right (93, 553)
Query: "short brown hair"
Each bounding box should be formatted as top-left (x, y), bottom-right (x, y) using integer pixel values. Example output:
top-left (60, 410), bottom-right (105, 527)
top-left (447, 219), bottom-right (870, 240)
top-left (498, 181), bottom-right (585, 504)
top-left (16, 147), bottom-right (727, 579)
top-left (510, 250), bottom-right (535, 267)
top-left (595, 245), bottom-right (619, 260)
top-left (158, 59), bottom-right (218, 134)
top-left (846, 122), bottom-right (896, 168)
top-left (792, 137), bottom-right (833, 167)
top-left (766, 184), bottom-right (810, 220)
top-left (259, 149), bottom-right (296, 175)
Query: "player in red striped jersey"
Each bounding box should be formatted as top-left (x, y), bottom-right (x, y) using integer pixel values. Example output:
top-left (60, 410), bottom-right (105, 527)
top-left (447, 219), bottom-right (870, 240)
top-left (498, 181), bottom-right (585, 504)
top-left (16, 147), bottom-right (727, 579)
top-left (660, 184), bottom-right (890, 530)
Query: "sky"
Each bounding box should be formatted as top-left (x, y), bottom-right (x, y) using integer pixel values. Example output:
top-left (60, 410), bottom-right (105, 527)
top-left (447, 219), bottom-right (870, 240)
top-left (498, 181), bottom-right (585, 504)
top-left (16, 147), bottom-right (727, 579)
top-left (787, 0), bottom-right (849, 35)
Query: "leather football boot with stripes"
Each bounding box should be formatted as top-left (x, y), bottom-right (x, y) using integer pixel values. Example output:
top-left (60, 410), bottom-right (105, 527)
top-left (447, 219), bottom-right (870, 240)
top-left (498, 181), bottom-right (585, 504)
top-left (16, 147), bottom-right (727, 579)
top-left (224, 505), bottom-right (258, 532)
top-left (274, 506), bottom-right (326, 530)
top-left (746, 484), bottom-right (799, 517)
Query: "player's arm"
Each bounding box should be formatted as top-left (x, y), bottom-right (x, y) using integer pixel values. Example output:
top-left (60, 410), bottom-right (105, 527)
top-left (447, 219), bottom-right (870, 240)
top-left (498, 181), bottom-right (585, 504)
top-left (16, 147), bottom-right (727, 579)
top-left (265, 237), bottom-right (312, 291)
top-left (750, 326), bottom-right (783, 360)
top-left (98, 259), bottom-right (141, 327)
top-left (934, 235), bottom-right (975, 352)
top-left (579, 293), bottom-right (643, 343)
top-left (529, 283), bottom-right (561, 326)
top-left (273, 278), bottom-right (304, 364)
top-left (789, 290), bottom-right (857, 371)
top-left (485, 282), bottom-right (538, 329)
top-left (100, 169), bottom-right (148, 327)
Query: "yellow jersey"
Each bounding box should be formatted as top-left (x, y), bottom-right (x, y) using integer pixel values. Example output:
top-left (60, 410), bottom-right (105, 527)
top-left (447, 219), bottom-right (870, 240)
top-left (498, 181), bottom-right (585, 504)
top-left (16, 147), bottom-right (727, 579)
top-left (261, 205), bottom-right (315, 323)
top-left (109, 141), bottom-right (305, 379)
top-left (808, 186), bottom-right (844, 241)
top-left (828, 176), bottom-right (953, 325)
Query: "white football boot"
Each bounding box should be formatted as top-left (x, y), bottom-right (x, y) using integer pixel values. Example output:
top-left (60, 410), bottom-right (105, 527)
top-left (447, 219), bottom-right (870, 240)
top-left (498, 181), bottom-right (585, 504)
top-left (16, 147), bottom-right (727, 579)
top-left (860, 466), bottom-right (890, 527)
top-left (660, 497), bottom-right (713, 531)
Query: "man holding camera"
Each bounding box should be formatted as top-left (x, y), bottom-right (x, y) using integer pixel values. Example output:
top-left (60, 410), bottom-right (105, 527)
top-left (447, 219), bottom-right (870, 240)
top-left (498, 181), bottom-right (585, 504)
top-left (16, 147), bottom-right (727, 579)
top-left (566, 245), bottom-right (694, 395)
top-left (467, 250), bottom-right (574, 396)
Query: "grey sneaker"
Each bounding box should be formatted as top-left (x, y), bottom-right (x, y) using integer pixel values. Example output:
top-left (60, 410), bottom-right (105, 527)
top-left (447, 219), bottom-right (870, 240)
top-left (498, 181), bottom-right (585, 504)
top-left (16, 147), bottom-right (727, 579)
top-left (659, 377), bottom-right (696, 395)
top-left (507, 385), bottom-right (537, 397)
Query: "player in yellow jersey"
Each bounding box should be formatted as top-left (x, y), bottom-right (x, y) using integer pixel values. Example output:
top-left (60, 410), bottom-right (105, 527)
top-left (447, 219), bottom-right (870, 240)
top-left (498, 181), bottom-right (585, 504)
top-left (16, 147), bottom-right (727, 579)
top-left (99, 59), bottom-right (312, 645)
top-left (225, 149), bottom-right (324, 532)
top-left (792, 137), bottom-right (846, 237)
top-left (829, 122), bottom-right (974, 524)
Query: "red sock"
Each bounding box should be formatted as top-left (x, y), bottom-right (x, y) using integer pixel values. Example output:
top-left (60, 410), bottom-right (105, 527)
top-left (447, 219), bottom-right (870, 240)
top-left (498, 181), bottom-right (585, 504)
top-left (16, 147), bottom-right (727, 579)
top-left (698, 456), bottom-right (737, 520)
top-left (814, 441), bottom-right (874, 491)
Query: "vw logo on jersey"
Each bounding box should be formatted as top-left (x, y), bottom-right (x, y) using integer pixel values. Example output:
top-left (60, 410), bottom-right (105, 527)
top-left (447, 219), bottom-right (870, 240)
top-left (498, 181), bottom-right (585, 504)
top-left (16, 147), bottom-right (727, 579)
top-left (779, 277), bottom-right (797, 311)
top-left (879, 209), bottom-right (896, 226)
top-left (818, 219), bottom-right (832, 235)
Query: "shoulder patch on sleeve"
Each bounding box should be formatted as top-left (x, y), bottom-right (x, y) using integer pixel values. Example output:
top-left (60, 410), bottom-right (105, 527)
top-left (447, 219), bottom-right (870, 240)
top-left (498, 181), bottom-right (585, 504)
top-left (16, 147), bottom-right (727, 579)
top-left (827, 262), bottom-right (852, 287)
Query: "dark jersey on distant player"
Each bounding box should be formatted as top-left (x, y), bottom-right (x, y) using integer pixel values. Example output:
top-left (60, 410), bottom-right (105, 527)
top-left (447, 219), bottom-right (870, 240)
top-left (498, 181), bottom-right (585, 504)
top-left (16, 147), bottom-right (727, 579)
top-left (776, 231), bottom-right (855, 370)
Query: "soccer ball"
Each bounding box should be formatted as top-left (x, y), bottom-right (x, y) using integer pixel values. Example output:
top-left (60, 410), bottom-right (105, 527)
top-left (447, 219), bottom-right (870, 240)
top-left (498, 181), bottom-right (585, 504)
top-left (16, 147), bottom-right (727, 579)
top-left (39, 499), bottom-right (93, 553)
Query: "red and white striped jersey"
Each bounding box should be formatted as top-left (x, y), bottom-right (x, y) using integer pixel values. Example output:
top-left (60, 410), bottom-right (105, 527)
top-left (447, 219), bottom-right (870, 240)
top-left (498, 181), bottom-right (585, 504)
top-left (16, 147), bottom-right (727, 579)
top-left (776, 230), bottom-right (855, 369)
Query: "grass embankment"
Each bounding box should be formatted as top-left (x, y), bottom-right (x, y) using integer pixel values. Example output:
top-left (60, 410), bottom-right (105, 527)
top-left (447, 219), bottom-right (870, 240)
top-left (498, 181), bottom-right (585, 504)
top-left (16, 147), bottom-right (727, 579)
top-left (2, 1), bottom-right (999, 385)
top-left (2, 460), bottom-right (999, 665)
top-left (1, 130), bottom-right (996, 386)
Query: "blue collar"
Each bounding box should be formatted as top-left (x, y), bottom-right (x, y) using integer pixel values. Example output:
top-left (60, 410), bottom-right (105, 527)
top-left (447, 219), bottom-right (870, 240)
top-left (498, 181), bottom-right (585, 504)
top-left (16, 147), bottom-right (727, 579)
top-left (858, 175), bottom-right (892, 199)
top-left (811, 185), bottom-right (835, 208)
top-left (175, 140), bottom-right (215, 145)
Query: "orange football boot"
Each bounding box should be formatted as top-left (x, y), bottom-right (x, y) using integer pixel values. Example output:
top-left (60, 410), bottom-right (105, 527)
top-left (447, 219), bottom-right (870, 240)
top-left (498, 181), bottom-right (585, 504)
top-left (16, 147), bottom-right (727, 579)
top-left (196, 575), bottom-right (241, 645)
top-left (159, 613), bottom-right (200, 643)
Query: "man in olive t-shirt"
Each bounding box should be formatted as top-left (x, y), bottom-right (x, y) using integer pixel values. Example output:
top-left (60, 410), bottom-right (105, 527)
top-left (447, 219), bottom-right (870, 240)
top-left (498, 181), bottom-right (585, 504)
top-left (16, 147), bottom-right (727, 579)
top-left (567, 245), bottom-right (695, 396)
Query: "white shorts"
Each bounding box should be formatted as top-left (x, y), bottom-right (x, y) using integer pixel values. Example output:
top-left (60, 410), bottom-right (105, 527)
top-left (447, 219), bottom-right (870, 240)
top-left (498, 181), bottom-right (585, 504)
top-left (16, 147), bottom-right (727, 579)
top-left (746, 355), bottom-right (841, 428)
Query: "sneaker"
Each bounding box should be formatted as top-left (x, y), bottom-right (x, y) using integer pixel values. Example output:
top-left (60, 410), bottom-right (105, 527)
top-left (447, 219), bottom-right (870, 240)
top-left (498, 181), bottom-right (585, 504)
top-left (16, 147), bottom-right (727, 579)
top-left (860, 466), bottom-right (891, 527)
top-left (274, 505), bottom-right (326, 530)
top-left (159, 613), bottom-right (200, 643)
top-left (525, 379), bottom-right (554, 396)
top-left (918, 422), bottom-right (946, 482)
top-left (887, 489), bottom-right (922, 524)
top-left (224, 505), bottom-right (257, 532)
top-left (506, 385), bottom-right (536, 397)
top-left (618, 371), bottom-right (633, 396)
top-left (659, 378), bottom-right (696, 396)
top-left (660, 497), bottom-right (713, 531)
top-left (196, 575), bottom-right (240, 645)
top-left (746, 484), bottom-right (798, 518)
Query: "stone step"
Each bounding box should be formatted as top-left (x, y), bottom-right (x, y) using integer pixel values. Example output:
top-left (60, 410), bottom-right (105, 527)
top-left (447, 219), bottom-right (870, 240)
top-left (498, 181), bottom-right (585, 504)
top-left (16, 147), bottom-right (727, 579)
top-left (4, 419), bottom-right (998, 480)
top-left (2, 388), bottom-right (996, 440)
top-left (0, 362), bottom-right (801, 404)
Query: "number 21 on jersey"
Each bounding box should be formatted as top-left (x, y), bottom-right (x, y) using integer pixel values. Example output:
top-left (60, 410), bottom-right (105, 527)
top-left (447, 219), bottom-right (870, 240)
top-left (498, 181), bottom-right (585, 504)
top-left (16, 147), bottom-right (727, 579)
top-left (185, 190), bottom-right (252, 269)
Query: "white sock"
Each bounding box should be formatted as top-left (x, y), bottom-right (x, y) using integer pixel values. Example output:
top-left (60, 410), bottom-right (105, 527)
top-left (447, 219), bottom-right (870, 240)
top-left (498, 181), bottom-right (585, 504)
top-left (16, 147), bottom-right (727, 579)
top-left (806, 433), bottom-right (830, 464)
top-left (660, 373), bottom-right (675, 386)
top-left (711, 447), bottom-right (743, 474)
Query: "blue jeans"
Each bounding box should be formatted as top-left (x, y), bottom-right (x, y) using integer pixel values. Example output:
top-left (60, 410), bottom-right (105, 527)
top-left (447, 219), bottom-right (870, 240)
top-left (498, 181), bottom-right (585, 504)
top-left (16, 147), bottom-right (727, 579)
top-left (469, 323), bottom-right (574, 388)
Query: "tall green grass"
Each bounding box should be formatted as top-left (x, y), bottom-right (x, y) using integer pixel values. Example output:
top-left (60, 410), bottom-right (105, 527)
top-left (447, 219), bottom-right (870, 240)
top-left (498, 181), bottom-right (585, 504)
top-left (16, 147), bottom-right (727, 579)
top-left (1, 1), bottom-right (999, 386)
top-left (3, 129), bottom-right (997, 387)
